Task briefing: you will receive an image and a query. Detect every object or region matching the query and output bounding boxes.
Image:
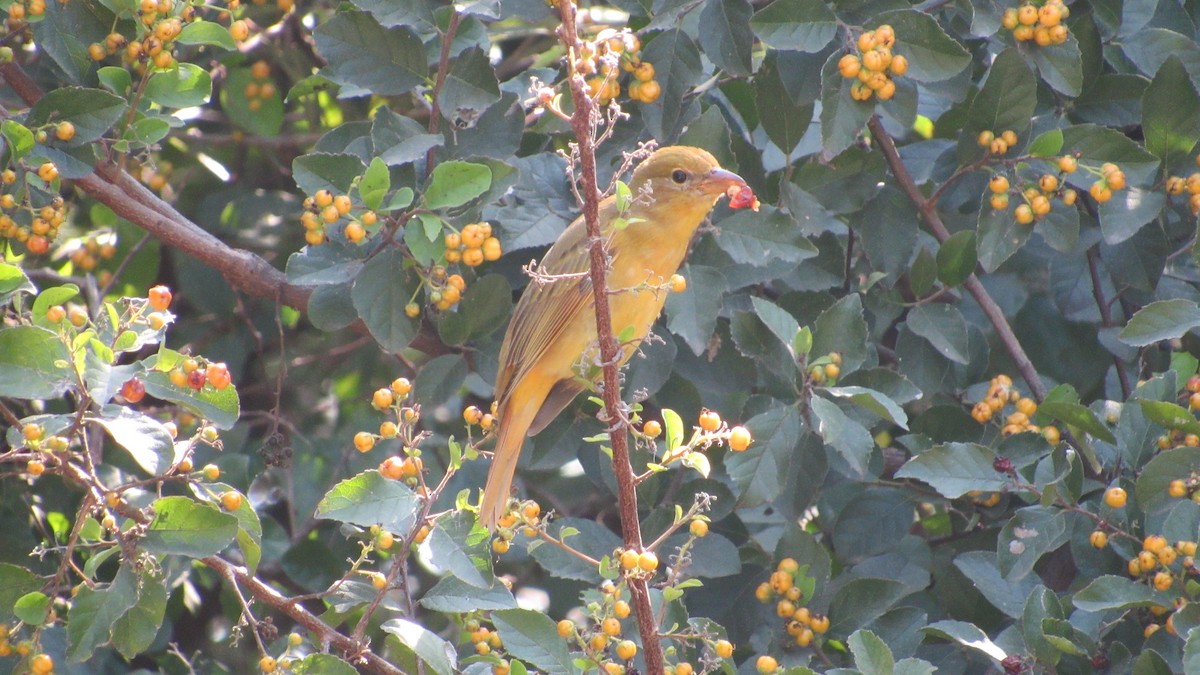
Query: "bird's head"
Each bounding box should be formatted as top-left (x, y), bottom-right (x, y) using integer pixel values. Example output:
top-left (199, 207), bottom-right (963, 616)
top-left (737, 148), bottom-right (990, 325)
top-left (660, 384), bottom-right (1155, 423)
top-left (630, 146), bottom-right (748, 202)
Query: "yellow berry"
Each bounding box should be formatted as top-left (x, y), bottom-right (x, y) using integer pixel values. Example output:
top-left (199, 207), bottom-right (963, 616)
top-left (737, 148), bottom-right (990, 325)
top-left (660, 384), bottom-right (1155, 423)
top-left (220, 491), bottom-right (244, 511)
top-left (1105, 487), bottom-right (1127, 508)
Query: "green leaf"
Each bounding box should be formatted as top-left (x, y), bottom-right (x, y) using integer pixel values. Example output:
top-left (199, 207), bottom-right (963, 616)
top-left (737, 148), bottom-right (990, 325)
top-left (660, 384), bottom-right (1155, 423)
top-left (2, 120), bottom-right (35, 161)
top-left (419, 576), bottom-right (517, 613)
top-left (958, 49), bottom-right (1036, 164)
top-left (14, 592), bottom-right (50, 625)
top-left (97, 67), bottom-right (132, 97)
top-left (1143, 56), bottom-right (1200, 169)
top-left (176, 20), bottom-right (237, 49)
top-left (936, 230), bottom-right (976, 288)
top-left (921, 620), bottom-right (1007, 661)
top-left (749, 0), bottom-right (836, 52)
top-left (436, 46), bottom-right (501, 124)
top-left (315, 470), bottom-right (422, 534)
top-left (141, 496), bottom-right (238, 557)
top-left (698, 0), bottom-right (753, 77)
top-left (849, 629), bottom-right (895, 675)
top-left (423, 160), bottom-right (492, 210)
top-left (0, 326), bottom-right (73, 399)
top-left (875, 9), bottom-right (971, 82)
top-left (372, 107), bottom-right (441, 167)
top-left (529, 518), bottom-right (621, 583)
top-left (292, 655), bottom-right (360, 675)
top-left (663, 408), bottom-right (685, 454)
top-left (1024, 33), bottom-right (1083, 96)
top-left (997, 507), bottom-right (1071, 580)
top-left (910, 247), bottom-right (937, 298)
top-left (491, 609), bottom-right (577, 675)
top-left (89, 405), bottom-right (175, 476)
top-left (360, 157), bottom-right (390, 211)
top-left (640, 29), bottom-right (703, 142)
top-left (715, 208), bottom-right (818, 265)
top-left (293, 153), bottom-right (366, 196)
top-left (976, 198), bottom-right (1034, 272)
top-left (895, 443), bottom-right (1009, 498)
top-left (380, 619), bottom-right (457, 675)
top-left (812, 293), bottom-right (869, 373)
top-left (32, 284), bottom-right (79, 317)
top-left (28, 87), bottom-right (128, 145)
top-left (1026, 129), bottom-right (1064, 158)
top-left (1036, 401), bottom-right (1116, 443)
top-left (437, 274), bottom-right (514, 346)
top-left (811, 396), bottom-right (874, 475)
top-left (351, 247), bottom-right (420, 352)
top-left (823, 386), bottom-right (909, 428)
top-left (314, 10), bottom-right (427, 97)
top-left (1136, 446), bottom-right (1200, 515)
top-left (906, 304), bottom-right (970, 365)
top-left (819, 49), bottom-right (873, 158)
top-left (425, 511), bottom-right (492, 588)
top-left (67, 564), bottom-right (141, 662)
top-left (1120, 299), bottom-right (1200, 346)
top-left (1073, 575), bottom-right (1162, 612)
top-left (144, 63), bottom-right (213, 108)
top-left (755, 56), bottom-right (814, 155)
top-left (0, 564), bottom-right (41, 623)
top-left (726, 406), bottom-right (804, 506)
top-left (750, 296), bottom-right (800, 357)
top-left (110, 571), bottom-right (167, 659)
top-left (665, 264), bottom-right (727, 355)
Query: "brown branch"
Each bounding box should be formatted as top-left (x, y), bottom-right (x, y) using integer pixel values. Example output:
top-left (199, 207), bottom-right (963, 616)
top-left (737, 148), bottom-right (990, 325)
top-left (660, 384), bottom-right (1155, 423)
top-left (868, 115), bottom-right (1047, 401)
top-left (556, 6), bottom-right (663, 674)
top-left (1087, 246), bottom-right (1131, 398)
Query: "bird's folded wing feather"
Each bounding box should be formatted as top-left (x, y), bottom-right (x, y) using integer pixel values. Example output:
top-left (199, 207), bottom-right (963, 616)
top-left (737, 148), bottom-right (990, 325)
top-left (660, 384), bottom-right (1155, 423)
top-left (495, 201), bottom-right (619, 404)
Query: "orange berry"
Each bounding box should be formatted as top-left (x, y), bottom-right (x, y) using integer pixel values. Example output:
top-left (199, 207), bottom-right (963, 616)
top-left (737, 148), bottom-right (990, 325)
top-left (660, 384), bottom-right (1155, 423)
top-left (220, 491), bottom-right (244, 511)
top-left (1105, 487), bottom-right (1127, 508)
top-left (729, 426), bottom-right (752, 452)
top-left (699, 410), bottom-right (721, 432)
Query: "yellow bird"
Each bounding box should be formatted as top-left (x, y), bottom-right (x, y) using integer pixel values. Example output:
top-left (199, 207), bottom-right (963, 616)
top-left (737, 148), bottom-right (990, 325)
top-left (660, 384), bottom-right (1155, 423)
top-left (480, 146), bottom-right (749, 529)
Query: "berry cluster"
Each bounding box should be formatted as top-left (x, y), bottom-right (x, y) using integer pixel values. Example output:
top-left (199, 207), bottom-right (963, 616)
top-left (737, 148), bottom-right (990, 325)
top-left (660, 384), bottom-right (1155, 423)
top-left (67, 232), bottom-right (118, 273)
top-left (1162, 156), bottom-right (1200, 215)
top-left (574, 29), bottom-right (661, 105)
top-left (969, 375), bottom-right (1061, 443)
top-left (444, 221), bottom-right (502, 267)
top-left (754, 557), bottom-right (830, 652)
top-left (0, 186), bottom-right (67, 257)
top-left (1001, 1), bottom-right (1070, 46)
top-left (806, 351), bottom-right (842, 386)
top-left (0, 627), bottom-right (54, 674)
top-left (354, 377), bottom-right (425, 471)
top-left (255, 631), bottom-right (310, 673)
top-left (1117, 534), bottom-right (1200, 637)
top-left (167, 357), bottom-right (233, 392)
top-left (987, 155), bottom-right (1081, 225)
top-left (491, 499), bottom-right (540, 554)
top-left (694, 408), bottom-right (753, 452)
top-left (300, 188), bottom-right (379, 247)
top-left (1087, 162), bottom-right (1126, 204)
top-left (5, 0), bottom-right (46, 28)
top-left (243, 61), bottom-right (278, 113)
top-left (463, 618), bottom-right (506, 657)
top-left (409, 266), bottom-right (469, 316)
top-left (977, 128), bottom-right (1018, 156)
top-left (837, 24), bottom-right (908, 102)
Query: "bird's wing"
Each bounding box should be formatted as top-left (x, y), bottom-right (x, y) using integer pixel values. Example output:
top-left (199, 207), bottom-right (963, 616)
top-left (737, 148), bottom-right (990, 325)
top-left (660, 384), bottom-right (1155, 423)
top-left (495, 200), bottom-right (617, 405)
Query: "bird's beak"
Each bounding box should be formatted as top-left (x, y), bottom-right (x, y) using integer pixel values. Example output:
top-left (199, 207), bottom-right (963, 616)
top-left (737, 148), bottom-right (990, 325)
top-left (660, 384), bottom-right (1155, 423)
top-left (703, 167), bottom-right (748, 193)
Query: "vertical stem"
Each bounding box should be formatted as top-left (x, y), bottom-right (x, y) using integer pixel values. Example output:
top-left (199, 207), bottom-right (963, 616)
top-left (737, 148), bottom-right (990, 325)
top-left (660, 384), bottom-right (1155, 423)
top-left (556, 4), bottom-right (664, 674)
top-left (1086, 246), bottom-right (1132, 398)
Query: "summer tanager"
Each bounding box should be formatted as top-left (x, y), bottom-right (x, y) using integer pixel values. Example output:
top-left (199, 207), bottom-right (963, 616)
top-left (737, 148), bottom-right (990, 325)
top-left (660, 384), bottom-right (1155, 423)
top-left (480, 146), bottom-right (749, 529)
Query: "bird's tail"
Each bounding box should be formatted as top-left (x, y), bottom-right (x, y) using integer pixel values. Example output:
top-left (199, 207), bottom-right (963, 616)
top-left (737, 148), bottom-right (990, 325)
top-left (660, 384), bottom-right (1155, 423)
top-left (480, 397), bottom-right (538, 530)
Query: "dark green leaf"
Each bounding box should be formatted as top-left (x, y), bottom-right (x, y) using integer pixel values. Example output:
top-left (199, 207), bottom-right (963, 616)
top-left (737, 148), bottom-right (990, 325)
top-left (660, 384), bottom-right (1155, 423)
top-left (379, 619), bottom-right (456, 675)
top-left (1120, 299), bottom-right (1200, 346)
top-left (176, 20), bottom-right (237, 49)
top-left (812, 294), bottom-right (869, 373)
top-left (492, 609), bottom-right (576, 675)
top-left (906, 304), bottom-right (970, 365)
top-left (352, 247), bottom-right (420, 352)
top-left (895, 442), bottom-right (1009, 498)
top-left (1073, 575), bottom-right (1162, 612)
top-left (876, 9), bottom-right (971, 82)
top-left (958, 49), bottom-right (1036, 165)
top-left (29, 87), bottom-right (127, 145)
top-left (640, 29), bottom-right (702, 142)
top-left (220, 67), bottom-right (283, 137)
top-left (89, 405), bottom-right (175, 476)
top-left (849, 629), bottom-right (895, 674)
top-left (754, 55), bottom-right (814, 154)
top-left (1143, 56), bottom-right (1200, 169)
top-left (1023, 34), bottom-right (1083, 97)
top-left (314, 10), bottom-right (427, 97)
top-left (749, 0), bottom-right (836, 52)
top-left (293, 153), bottom-right (366, 196)
top-left (665, 264), bottom-right (727, 355)
top-left (437, 47), bottom-right (501, 125)
top-left (937, 230), bottom-right (977, 288)
top-left (1036, 401), bottom-right (1116, 443)
top-left (698, 0), bottom-right (753, 77)
top-left (0, 326), bottom-right (73, 399)
top-left (725, 406), bottom-right (804, 506)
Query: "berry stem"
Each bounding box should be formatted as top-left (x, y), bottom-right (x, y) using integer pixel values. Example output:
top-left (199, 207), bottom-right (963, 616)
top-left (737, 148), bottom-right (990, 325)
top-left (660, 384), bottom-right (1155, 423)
top-left (556, 3), bottom-right (665, 673)
top-left (868, 115), bottom-right (1047, 401)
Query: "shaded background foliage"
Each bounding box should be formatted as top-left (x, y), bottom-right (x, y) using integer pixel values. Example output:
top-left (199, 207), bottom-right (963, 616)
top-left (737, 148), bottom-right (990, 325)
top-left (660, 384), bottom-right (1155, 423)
top-left (4, 0), bottom-right (1200, 673)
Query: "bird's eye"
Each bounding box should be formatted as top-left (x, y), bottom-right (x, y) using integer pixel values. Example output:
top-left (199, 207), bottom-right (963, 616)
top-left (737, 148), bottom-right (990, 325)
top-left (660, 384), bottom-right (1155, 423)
top-left (671, 169), bottom-right (688, 184)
